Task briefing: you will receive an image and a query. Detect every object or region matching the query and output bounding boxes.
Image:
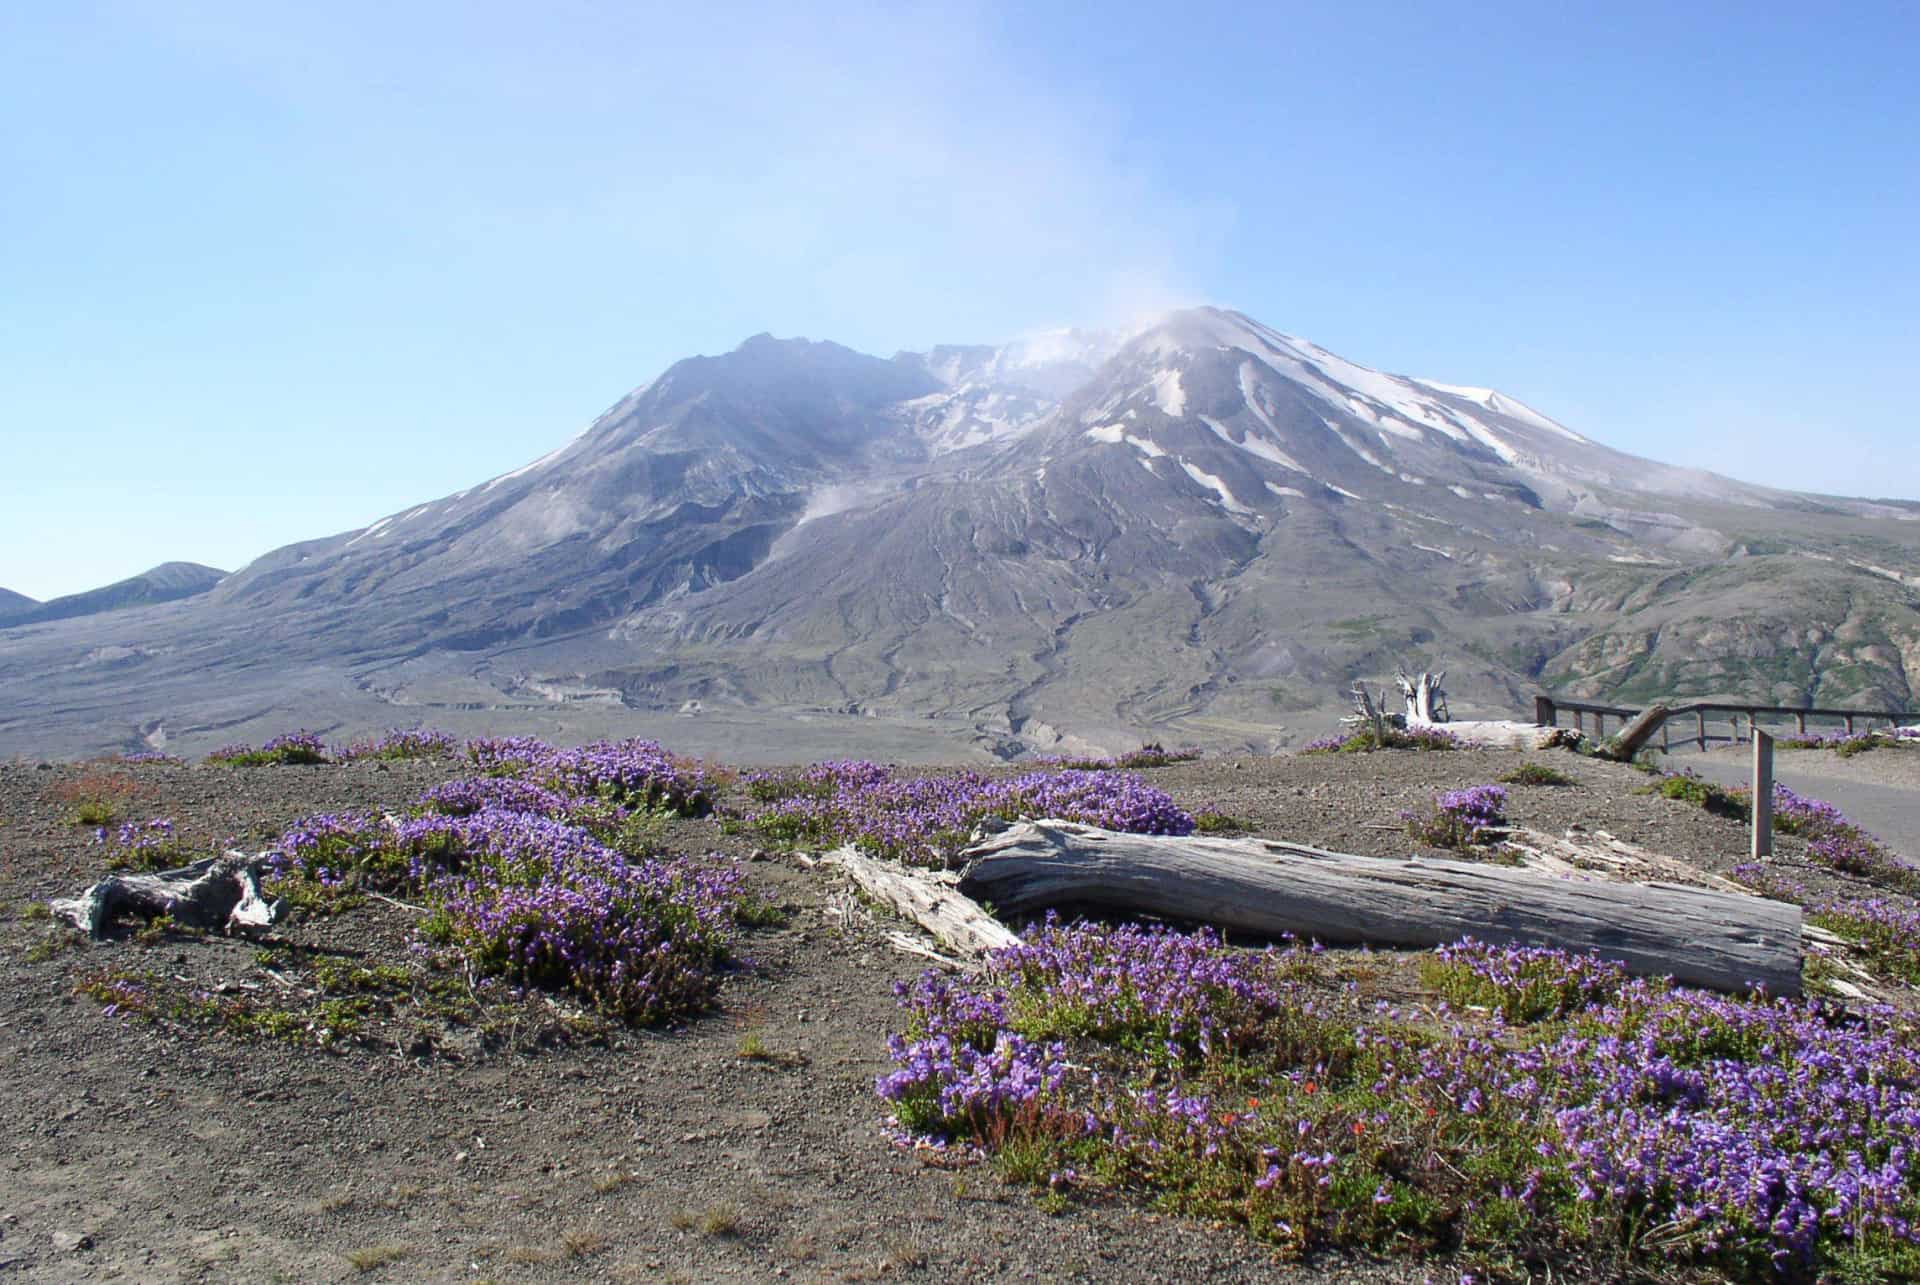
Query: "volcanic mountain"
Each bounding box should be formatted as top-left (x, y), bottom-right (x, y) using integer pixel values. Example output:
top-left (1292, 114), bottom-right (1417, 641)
top-left (2, 308), bottom-right (1916, 759)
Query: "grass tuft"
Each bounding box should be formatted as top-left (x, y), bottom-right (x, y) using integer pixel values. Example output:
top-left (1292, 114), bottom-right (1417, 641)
top-left (1496, 762), bottom-right (1575, 787)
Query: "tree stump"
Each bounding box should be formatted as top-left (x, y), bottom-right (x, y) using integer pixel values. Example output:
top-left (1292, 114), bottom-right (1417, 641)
top-left (51, 853), bottom-right (284, 939)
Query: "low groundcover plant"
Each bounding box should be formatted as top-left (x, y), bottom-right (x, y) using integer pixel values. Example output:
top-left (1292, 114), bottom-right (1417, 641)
top-left (1403, 784), bottom-right (1508, 851)
top-left (1300, 726), bottom-right (1461, 755)
top-left (732, 761), bottom-right (1193, 866)
top-left (877, 920), bottom-right (1920, 1280)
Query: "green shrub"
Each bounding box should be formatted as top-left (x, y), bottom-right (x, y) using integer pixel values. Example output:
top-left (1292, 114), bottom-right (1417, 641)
top-left (1497, 762), bottom-right (1575, 787)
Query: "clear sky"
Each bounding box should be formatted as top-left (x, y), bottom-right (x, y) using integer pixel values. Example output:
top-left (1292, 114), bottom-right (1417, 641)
top-left (3, 1), bottom-right (1916, 600)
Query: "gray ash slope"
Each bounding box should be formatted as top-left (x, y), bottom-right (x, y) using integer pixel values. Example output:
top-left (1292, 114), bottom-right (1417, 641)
top-left (4, 307), bottom-right (1917, 759)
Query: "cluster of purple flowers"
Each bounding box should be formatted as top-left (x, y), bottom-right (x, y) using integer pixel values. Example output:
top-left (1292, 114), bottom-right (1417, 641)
top-left (416, 808), bottom-right (744, 1022)
top-left (263, 744), bottom-right (745, 1022)
top-left (94, 817), bottom-right (199, 871)
top-left (1404, 784), bottom-right (1509, 851)
top-left (114, 750), bottom-right (181, 765)
top-left (206, 731), bottom-right (330, 766)
top-left (738, 762), bottom-right (1194, 866)
top-left (463, 735), bottom-right (715, 816)
top-left (334, 728), bottom-right (459, 762)
top-left (1730, 864), bottom-right (1920, 989)
top-left (418, 775), bottom-right (583, 822)
top-left (877, 921), bottom-right (1920, 1274)
top-left (1807, 899), bottom-right (1920, 986)
top-left (1436, 785), bottom-right (1508, 830)
top-left (465, 735), bottom-right (554, 774)
top-left (266, 811), bottom-right (400, 889)
top-left (1783, 727), bottom-right (1920, 756)
top-left (1300, 726), bottom-right (1462, 755)
top-left (1427, 937), bottom-right (1625, 1021)
top-left (1768, 784), bottom-right (1920, 892)
top-left (1033, 743), bottom-right (1201, 770)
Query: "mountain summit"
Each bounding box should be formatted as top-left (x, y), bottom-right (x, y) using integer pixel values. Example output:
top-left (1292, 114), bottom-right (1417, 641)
top-left (2, 307), bottom-right (1916, 759)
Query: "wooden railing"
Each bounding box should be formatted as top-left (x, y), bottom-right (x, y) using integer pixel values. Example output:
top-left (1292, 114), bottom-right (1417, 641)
top-left (1532, 695), bottom-right (1911, 752)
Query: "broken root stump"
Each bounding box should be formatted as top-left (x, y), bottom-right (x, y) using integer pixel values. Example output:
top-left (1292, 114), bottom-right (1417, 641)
top-left (954, 821), bottom-right (1801, 996)
top-left (51, 853), bottom-right (284, 939)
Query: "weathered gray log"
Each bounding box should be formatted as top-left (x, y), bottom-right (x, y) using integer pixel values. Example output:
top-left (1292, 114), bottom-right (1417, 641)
top-left (51, 852), bottom-right (283, 939)
top-left (822, 845), bottom-right (1019, 958)
top-left (957, 821), bottom-right (1802, 996)
top-left (1599, 703), bottom-right (1671, 761)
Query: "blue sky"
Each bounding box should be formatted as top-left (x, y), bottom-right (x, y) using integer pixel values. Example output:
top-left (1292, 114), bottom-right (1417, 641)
top-left (2, 0), bottom-right (1916, 599)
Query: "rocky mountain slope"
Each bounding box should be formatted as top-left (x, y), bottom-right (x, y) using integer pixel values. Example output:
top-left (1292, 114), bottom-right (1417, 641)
top-left (0, 587), bottom-right (35, 624)
top-left (3, 308), bottom-right (1916, 759)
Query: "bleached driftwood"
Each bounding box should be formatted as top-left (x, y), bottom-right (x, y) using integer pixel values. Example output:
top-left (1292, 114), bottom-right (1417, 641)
top-left (821, 845), bottom-right (1019, 958)
top-left (1341, 683), bottom-right (1404, 735)
top-left (1396, 670), bottom-right (1448, 724)
top-left (1419, 719), bottom-right (1583, 751)
top-left (51, 852), bottom-right (283, 939)
top-left (955, 821), bottom-right (1802, 995)
top-left (1502, 827), bottom-right (1754, 895)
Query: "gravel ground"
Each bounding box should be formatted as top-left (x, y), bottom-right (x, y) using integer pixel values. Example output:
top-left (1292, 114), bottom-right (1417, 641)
top-left (0, 744), bottom-right (1906, 1282)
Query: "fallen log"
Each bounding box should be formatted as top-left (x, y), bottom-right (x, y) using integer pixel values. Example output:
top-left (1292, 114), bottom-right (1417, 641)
top-left (1598, 703), bottom-right (1671, 761)
top-left (957, 821), bottom-right (1801, 996)
top-left (51, 852), bottom-right (284, 939)
top-left (821, 845), bottom-right (1019, 958)
top-left (1415, 719), bottom-right (1583, 751)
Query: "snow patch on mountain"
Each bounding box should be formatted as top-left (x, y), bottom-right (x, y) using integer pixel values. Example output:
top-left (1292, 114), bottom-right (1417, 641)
top-left (1180, 461), bottom-right (1251, 514)
top-left (1200, 415), bottom-right (1307, 473)
top-left (1414, 379), bottom-right (1588, 442)
top-left (1152, 369), bottom-right (1186, 417)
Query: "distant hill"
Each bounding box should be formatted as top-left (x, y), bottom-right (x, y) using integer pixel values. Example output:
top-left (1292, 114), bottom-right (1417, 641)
top-left (1, 563), bottom-right (225, 627)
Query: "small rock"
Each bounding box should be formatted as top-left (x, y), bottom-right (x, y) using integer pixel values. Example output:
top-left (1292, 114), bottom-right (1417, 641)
top-left (51, 1230), bottom-right (92, 1253)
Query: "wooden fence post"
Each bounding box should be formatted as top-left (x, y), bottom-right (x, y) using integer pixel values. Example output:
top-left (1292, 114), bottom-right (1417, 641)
top-left (1696, 709), bottom-right (1707, 751)
top-left (1752, 730), bottom-right (1774, 860)
top-left (1795, 712), bottom-right (1807, 735)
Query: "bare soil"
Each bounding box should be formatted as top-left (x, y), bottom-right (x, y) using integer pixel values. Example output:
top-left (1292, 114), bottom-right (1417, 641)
top-left (0, 746), bottom-right (1903, 1282)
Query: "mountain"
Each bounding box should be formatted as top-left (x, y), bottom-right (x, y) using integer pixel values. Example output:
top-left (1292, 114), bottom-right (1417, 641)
top-left (1, 308), bottom-right (1916, 760)
top-left (0, 563), bottom-right (225, 628)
